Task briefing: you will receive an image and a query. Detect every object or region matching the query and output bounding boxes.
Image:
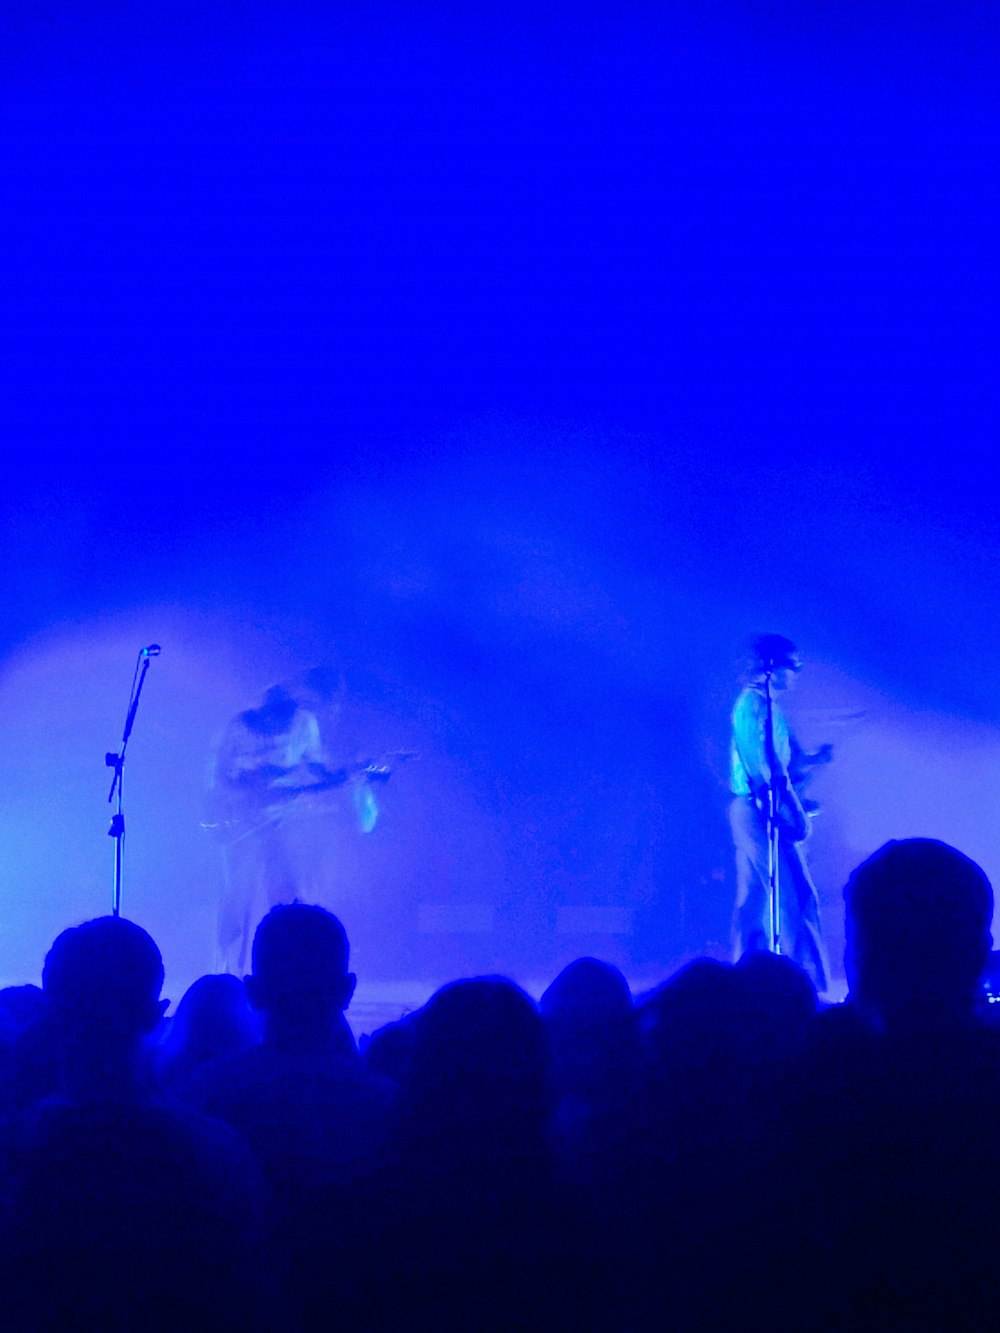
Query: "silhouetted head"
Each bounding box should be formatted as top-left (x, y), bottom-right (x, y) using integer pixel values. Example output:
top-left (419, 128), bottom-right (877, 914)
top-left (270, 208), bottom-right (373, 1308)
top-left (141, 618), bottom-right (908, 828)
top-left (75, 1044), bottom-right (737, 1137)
top-left (734, 949), bottom-right (817, 1054)
top-left (401, 977), bottom-right (550, 1168)
top-left (540, 958), bottom-right (637, 1097)
top-left (844, 838), bottom-right (994, 1029)
top-left (541, 957), bottom-right (633, 1023)
top-left (161, 973), bottom-right (258, 1072)
top-left (750, 633), bottom-right (801, 689)
top-left (643, 958), bottom-right (741, 1072)
top-left (246, 903), bottom-right (356, 1041)
top-left (0, 985), bottom-right (46, 1096)
top-left (43, 917), bottom-right (166, 1048)
top-left (244, 685), bottom-right (298, 735)
top-left (752, 633), bottom-right (800, 671)
top-left (0, 984), bottom-right (44, 1038)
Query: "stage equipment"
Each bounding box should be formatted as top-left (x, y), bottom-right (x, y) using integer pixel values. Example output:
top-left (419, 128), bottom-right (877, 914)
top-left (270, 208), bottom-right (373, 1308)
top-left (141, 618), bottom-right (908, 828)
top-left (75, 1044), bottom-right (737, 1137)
top-left (105, 644), bottom-right (160, 917)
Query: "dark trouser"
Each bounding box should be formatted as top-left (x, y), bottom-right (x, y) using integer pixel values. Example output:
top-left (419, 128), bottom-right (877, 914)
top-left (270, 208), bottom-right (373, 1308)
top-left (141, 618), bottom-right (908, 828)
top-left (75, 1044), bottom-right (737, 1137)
top-left (728, 797), bottom-right (830, 993)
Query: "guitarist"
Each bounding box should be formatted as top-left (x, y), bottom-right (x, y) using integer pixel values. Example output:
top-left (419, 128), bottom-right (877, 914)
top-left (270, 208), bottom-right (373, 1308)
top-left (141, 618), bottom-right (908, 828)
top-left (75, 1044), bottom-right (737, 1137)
top-left (728, 635), bottom-right (831, 993)
top-left (210, 679), bottom-right (359, 975)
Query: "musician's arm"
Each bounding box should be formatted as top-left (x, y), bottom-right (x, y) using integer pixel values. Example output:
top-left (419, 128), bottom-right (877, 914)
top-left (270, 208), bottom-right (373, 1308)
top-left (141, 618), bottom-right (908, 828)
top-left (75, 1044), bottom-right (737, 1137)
top-left (276, 710), bottom-right (344, 788)
top-left (758, 710), bottom-right (811, 839)
top-left (290, 710), bottom-right (355, 787)
top-left (768, 744), bottom-right (810, 838)
top-left (786, 732), bottom-right (833, 838)
top-left (215, 721), bottom-right (294, 791)
top-left (779, 779), bottom-right (811, 841)
top-left (745, 693), bottom-right (799, 792)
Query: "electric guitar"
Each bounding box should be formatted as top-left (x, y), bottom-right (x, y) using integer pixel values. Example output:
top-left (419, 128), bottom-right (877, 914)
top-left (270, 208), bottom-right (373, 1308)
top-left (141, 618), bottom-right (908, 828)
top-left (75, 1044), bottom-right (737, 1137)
top-left (201, 756), bottom-right (408, 845)
top-left (751, 746), bottom-right (830, 843)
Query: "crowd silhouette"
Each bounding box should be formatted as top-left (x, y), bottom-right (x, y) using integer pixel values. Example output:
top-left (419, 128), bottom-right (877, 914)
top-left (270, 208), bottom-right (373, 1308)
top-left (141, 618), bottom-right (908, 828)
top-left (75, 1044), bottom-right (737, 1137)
top-left (0, 837), bottom-right (997, 1329)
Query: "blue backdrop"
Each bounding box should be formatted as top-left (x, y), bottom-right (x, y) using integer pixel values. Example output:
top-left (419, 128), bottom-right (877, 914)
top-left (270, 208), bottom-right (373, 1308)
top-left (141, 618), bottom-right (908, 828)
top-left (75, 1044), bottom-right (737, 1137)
top-left (1, 3), bottom-right (997, 1001)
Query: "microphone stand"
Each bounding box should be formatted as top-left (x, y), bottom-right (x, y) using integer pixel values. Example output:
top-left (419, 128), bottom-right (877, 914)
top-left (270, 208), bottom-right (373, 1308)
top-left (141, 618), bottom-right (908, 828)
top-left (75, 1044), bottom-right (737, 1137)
top-left (762, 666), bottom-right (784, 956)
top-left (106, 647), bottom-right (158, 917)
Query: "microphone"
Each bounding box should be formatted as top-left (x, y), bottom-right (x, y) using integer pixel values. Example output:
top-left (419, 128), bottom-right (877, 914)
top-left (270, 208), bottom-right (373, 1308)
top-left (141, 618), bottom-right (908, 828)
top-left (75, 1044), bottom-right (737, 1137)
top-left (142, 644), bottom-right (162, 658)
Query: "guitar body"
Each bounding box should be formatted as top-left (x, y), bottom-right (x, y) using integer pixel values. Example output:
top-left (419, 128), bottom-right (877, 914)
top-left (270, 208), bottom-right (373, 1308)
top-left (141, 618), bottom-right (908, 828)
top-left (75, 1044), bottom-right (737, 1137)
top-left (750, 779), bottom-right (814, 844)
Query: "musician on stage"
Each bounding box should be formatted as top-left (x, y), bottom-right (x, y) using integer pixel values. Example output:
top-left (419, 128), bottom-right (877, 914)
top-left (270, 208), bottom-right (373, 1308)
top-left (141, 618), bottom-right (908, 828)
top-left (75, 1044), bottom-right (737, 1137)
top-left (729, 634), bottom-right (831, 993)
top-left (209, 669), bottom-right (378, 974)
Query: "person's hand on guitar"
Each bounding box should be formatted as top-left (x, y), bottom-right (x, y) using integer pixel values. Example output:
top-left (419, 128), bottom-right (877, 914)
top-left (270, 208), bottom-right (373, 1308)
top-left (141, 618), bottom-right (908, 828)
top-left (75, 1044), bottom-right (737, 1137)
top-left (781, 790), bottom-right (812, 843)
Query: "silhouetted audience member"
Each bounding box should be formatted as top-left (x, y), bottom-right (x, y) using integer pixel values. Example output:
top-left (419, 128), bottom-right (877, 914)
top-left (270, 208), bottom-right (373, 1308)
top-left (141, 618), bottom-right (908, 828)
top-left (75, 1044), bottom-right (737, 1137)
top-left (156, 971), bottom-right (260, 1101)
top-left (769, 840), bottom-right (1000, 1331)
top-left (359, 1006), bottom-right (419, 1084)
top-left (0, 983), bottom-right (46, 1116)
top-left (10, 835), bottom-right (999, 1331)
top-left (1, 916), bottom-right (262, 1331)
top-left (642, 958), bottom-right (745, 1157)
top-left (619, 956), bottom-right (816, 1328)
top-left (844, 836), bottom-right (993, 1033)
top-left (0, 982), bottom-right (44, 1037)
top-left (540, 957), bottom-right (646, 1187)
top-left (393, 976), bottom-right (549, 1191)
top-left (184, 903), bottom-right (394, 1207)
top-left (335, 977), bottom-right (561, 1330)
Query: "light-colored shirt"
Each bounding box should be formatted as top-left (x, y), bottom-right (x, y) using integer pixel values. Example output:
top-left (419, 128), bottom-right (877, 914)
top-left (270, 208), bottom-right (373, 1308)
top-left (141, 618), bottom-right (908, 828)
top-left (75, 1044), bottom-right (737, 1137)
top-left (218, 708), bottom-right (323, 788)
top-left (730, 685), bottom-right (790, 797)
